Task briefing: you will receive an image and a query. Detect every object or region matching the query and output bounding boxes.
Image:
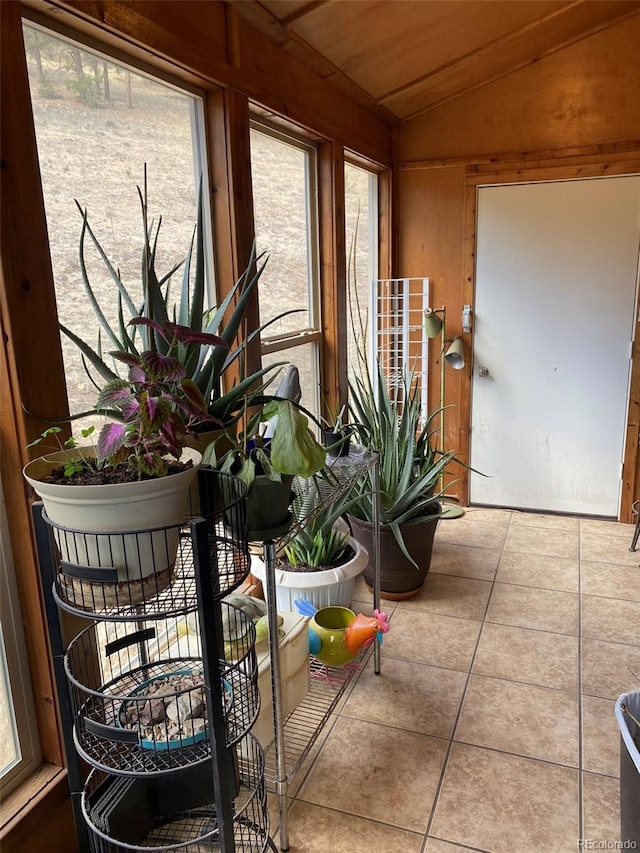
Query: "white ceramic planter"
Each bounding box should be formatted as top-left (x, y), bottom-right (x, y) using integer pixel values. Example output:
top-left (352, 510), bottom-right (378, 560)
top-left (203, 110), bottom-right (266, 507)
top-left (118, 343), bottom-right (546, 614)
top-left (250, 536), bottom-right (368, 612)
top-left (24, 448), bottom-right (201, 587)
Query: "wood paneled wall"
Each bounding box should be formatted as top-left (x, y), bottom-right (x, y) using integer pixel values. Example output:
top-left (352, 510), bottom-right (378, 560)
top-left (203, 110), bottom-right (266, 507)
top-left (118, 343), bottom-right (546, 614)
top-left (397, 16), bottom-right (640, 517)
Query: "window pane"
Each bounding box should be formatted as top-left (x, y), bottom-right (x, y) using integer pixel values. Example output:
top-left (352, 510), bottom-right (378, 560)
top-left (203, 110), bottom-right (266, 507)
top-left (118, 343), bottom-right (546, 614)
top-left (250, 128), bottom-right (315, 336)
top-left (1, 480), bottom-right (40, 795)
top-left (24, 23), bottom-right (204, 427)
top-left (345, 163), bottom-right (377, 385)
top-left (261, 343), bottom-right (319, 423)
top-left (0, 631), bottom-right (20, 776)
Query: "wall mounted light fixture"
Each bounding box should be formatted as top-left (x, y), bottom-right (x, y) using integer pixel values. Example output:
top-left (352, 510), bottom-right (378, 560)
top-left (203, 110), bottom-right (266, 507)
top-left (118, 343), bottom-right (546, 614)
top-left (445, 336), bottom-right (465, 370)
top-left (424, 306), bottom-right (465, 518)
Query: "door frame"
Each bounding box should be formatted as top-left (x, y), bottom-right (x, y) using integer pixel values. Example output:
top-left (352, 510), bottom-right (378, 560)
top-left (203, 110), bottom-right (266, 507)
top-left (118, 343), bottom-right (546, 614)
top-left (460, 153), bottom-right (640, 521)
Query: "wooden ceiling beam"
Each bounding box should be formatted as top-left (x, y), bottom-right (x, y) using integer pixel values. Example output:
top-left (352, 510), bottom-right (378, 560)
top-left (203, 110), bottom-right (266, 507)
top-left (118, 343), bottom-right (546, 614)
top-left (378, 1), bottom-right (585, 105)
top-left (389, 1), bottom-right (640, 121)
top-left (278, 0), bottom-right (329, 28)
top-left (226, 0), bottom-right (398, 124)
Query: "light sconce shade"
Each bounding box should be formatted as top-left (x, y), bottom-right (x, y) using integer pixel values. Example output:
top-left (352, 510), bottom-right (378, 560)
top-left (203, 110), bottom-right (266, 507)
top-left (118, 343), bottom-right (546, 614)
top-left (445, 336), bottom-right (465, 370)
top-left (423, 307), bottom-right (443, 338)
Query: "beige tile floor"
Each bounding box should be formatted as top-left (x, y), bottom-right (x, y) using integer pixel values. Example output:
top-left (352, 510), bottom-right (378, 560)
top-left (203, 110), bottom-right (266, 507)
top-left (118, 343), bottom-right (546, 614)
top-left (268, 507), bottom-right (640, 853)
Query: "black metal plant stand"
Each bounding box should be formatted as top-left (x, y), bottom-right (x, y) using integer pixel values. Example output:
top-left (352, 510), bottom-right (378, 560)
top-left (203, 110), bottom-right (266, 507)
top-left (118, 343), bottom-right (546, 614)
top-left (32, 468), bottom-right (277, 853)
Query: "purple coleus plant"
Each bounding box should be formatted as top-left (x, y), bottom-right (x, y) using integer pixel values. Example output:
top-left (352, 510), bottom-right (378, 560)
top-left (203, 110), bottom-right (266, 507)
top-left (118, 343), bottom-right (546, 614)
top-left (95, 319), bottom-right (227, 478)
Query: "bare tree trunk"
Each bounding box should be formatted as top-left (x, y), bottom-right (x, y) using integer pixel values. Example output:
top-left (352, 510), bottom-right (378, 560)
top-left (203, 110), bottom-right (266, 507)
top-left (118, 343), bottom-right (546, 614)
top-left (69, 47), bottom-right (84, 79)
top-left (102, 61), bottom-right (110, 102)
top-left (124, 69), bottom-right (133, 108)
top-left (33, 42), bottom-right (44, 84)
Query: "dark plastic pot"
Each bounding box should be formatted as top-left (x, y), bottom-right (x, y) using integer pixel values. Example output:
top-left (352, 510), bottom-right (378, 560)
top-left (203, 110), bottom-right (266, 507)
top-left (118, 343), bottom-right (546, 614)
top-left (347, 505), bottom-right (440, 600)
top-left (244, 474), bottom-right (294, 540)
top-left (322, 428), bottom-right (351, 457)
top-left (616, 690), bottom-right (640, 846)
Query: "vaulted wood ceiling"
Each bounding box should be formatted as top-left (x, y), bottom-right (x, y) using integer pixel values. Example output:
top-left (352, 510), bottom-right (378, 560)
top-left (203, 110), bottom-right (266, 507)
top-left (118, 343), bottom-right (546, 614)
top-left (227, 0), bottom-right (640, 124)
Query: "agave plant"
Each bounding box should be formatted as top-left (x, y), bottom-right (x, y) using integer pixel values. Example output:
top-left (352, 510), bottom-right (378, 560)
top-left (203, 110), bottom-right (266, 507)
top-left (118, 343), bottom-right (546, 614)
top-left (60, 175), bottom-right (294, 427)
top-left (284, 526), bottom-right (349, 568)
top-left (347, 361), bottom-right (463, 562)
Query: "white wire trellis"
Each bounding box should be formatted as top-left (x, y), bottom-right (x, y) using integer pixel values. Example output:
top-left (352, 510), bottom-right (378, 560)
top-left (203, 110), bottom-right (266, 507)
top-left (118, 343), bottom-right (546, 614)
top-left (371, 277), bottom-right (430, 423)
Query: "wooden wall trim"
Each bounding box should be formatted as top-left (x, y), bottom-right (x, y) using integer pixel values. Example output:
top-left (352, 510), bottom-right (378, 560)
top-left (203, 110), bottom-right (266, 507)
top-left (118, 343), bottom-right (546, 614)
top-left (399, 140), bottom-right (640, 171)
top-left (1, 769), bottom-right (76, 853)
top-left (466, 157), bottom-right (640, 185)
top-left (622, 335), bottom-right (640, 523)
top-left (23, 0), bottom-right (393, 167)
top-left (382, 126), bottom-right (399, 279)
top-left (207, 88), bottom-right (261, 384)
top-left (459, 154), bottom-right (640, 519)
top-left (319, 141), bottom-right (347, 416)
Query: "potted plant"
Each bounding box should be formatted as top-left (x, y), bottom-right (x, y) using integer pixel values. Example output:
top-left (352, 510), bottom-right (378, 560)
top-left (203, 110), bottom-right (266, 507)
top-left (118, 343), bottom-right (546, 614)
top-left (346, 361), bottom-right (464, 600)
top-left (24, 284), bottom-right (225, 610)
top-left (616, 686), bottom-right (640, 845)
top-left (60, 176), bottom-right (294, 437)
top-left (206, 398), bottom-right (327, 539)
top-left (249, 476), bottom-right (368, 611)
top-left (320, 399), bottom-right (352, 458)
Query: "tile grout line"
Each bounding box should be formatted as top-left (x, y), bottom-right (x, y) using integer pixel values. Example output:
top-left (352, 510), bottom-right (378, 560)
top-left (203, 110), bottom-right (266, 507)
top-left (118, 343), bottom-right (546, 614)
top-left (421, 510), bottom-right (513, 847)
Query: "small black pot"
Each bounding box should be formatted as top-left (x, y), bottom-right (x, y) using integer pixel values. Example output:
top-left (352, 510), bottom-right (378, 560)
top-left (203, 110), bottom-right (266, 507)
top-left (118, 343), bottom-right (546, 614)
top-left (244, 474), bottom-right (294, 540)
top-left (323, 428), bottom-right (351, 457)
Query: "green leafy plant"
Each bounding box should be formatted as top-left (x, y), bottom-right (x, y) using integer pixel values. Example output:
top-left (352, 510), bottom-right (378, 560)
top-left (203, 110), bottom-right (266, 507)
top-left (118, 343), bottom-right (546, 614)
top-left (209, 399), bottom-right (327, 490)
top-left (60, 175), bottom-right (294, 428)
top-left (284, 526), bottom-right (349, 568)
top-left (28, 425), bottom-right (98, 476)
top-left (348, 360), bottom-right (464, 565)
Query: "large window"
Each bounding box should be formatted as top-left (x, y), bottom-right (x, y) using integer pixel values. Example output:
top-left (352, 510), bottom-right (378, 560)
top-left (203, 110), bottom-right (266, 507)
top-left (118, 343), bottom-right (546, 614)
top-left (345, 161), bottom-right (378, 387)
top-left (0, 480), bottom-right (41, 797)
top-left (23, 21), bottom-right (210, 426)
top-left (250, 123), bottom-right (321, 417)
top-left (14, 21), bottom-right (213, 779)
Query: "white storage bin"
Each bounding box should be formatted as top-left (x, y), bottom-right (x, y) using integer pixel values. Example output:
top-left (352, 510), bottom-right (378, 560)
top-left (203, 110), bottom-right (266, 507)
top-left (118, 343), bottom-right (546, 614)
top-left (251, 611), bottom-right (310, 748)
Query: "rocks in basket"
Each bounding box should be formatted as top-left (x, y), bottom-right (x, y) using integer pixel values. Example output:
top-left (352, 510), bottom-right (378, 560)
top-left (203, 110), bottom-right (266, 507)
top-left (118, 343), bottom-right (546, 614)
top-left (120, 670), bottom-right (228, 748)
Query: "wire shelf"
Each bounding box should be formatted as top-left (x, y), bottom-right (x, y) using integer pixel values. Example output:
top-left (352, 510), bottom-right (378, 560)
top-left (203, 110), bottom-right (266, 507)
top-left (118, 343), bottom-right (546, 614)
top-left (263, 654), bottom-right (366, 789)
top-left (82, 734), bottom-right (271, 851)
top-left (38, 471), bottom-right (251, 619)
top-left (66, 609), bottom-right (260, 775)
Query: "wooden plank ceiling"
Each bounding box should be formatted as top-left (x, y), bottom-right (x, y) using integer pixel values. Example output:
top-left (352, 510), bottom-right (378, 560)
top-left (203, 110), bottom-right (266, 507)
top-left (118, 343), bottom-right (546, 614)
top-left (227, 0), bottom-right (640, 123)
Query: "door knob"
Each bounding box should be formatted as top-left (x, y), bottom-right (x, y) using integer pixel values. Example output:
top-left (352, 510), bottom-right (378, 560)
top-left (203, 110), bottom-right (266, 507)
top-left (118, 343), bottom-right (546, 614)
top-left (477, 366), bottom-right (490, 377)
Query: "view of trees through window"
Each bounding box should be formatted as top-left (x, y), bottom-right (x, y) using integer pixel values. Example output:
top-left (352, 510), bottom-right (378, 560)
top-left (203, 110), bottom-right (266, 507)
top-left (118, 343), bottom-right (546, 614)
top-left (24, 22), bottom-right (204, 429)
top-left (250, 126), bottom-right (321, 417)
top-left (345, 162), bottom-right (378, 392)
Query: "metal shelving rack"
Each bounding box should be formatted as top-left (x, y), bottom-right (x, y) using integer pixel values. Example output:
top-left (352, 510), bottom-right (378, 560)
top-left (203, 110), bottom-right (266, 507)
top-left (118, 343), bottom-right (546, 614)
top-left (258, 449), bottom-right (381, 852)
top-left (32, 469), bottom-right (278, 853)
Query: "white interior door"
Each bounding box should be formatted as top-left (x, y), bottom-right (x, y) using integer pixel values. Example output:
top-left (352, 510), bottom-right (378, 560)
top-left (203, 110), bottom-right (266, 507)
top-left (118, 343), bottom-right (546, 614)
top-left (470, 176), bottom-right (640, 516)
